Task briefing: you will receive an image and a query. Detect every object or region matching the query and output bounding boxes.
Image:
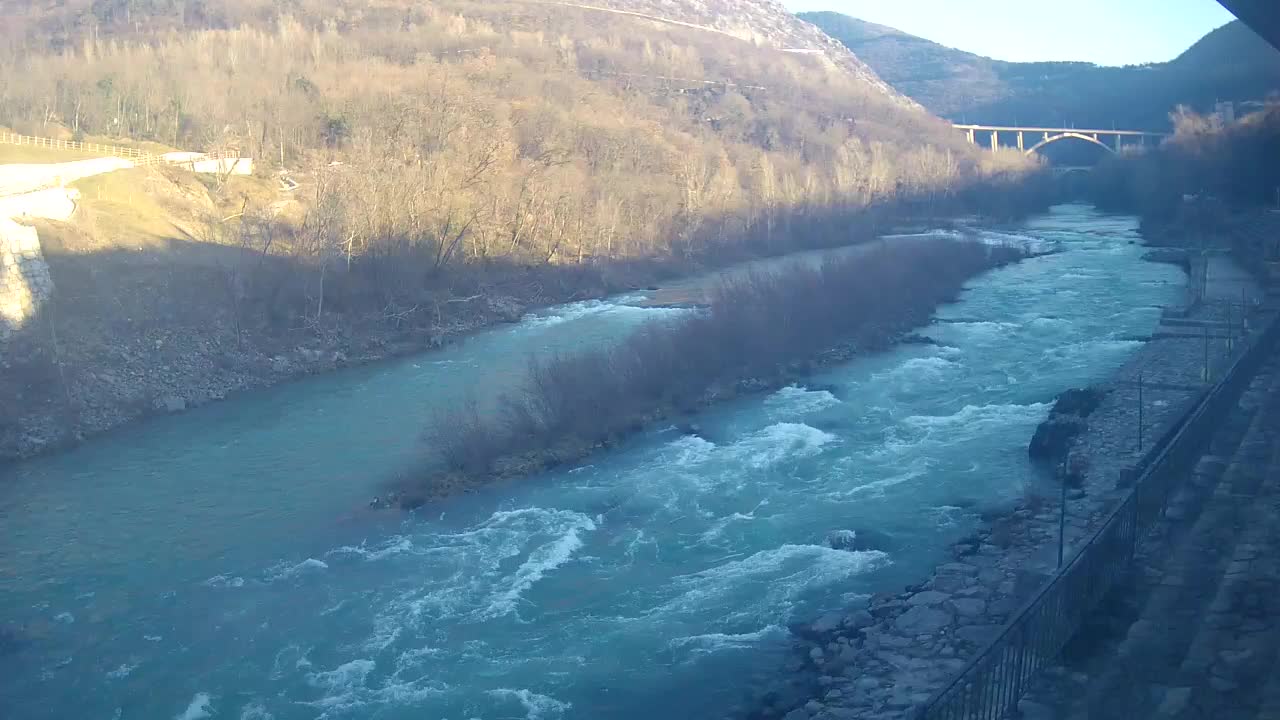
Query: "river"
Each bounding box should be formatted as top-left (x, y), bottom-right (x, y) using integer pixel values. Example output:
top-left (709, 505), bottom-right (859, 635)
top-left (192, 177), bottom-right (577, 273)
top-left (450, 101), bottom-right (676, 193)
top-left (0, 205), bottom-right (1183, 720)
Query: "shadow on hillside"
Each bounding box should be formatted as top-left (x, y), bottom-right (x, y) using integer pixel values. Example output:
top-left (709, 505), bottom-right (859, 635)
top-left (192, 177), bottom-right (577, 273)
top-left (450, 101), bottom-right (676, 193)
top-left (0, 168), bottom-right (1056, 462)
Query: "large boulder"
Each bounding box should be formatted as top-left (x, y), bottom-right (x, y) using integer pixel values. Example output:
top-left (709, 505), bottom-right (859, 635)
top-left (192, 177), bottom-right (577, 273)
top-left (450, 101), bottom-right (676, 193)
top-left (1028, 387), bottom-right (1107, 466)
top-left (1028, 416), bottom-right (1084, 464)
top-left (894, 605), bottom-right (953, 635)
top-left (1051, 388), bottom-right (1107, 418)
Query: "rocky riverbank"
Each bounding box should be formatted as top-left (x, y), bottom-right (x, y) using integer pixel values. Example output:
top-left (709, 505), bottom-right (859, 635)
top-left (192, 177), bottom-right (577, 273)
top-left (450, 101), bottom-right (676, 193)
top-left (746, 236), bottom-right (1271, 720)
top-left (0, 254), bottom-right (680, 463)
top-left (0, 198), bottom-right (1054, 466)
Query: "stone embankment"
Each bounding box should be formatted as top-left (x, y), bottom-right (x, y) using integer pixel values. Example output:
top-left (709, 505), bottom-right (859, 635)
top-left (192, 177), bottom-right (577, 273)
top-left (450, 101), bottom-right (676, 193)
top-left (1021, 352), bottom-right (1280, 719)
top-left (751, 247), bottom-right (1271, 720)
top-left (0, 218), bottom-right (54, 340)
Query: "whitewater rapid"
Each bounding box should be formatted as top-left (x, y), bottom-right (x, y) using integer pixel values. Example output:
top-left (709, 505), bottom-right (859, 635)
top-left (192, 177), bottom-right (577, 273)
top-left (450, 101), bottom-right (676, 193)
top-left (0, 206), bottom-right (1183, 720)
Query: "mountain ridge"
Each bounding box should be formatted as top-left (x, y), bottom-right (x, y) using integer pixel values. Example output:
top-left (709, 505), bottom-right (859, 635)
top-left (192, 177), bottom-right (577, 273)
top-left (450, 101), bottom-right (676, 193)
top-left (800, 12), bottom-right (1280, 130)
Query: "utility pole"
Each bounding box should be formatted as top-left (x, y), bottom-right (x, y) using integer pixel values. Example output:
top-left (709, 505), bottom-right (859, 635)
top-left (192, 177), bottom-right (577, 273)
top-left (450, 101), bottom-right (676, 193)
top-left (1227, 303), bottom-right (1235, 353)
top-left (1058, 456), bottom-right (1068, 569)
top-left (1203, 325), bottom-right (1211, 383)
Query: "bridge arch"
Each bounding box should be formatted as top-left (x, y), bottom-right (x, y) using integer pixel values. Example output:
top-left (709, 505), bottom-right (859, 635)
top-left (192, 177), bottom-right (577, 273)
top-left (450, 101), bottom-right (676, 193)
top-left (1025, 132), bottom-right (1117, 156)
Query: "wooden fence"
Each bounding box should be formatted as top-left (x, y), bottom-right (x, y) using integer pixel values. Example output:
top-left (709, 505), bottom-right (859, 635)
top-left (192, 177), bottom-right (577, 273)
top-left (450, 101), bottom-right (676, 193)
top-left (0, 132), bottom-right (159, 162)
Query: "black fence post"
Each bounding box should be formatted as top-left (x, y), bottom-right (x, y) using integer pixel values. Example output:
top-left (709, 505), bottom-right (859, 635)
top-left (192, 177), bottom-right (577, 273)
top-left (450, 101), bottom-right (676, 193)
top-left (1137, 372), bottom-right (1144, 453)
top-left (1059, 456), bottom-right (1068, 569)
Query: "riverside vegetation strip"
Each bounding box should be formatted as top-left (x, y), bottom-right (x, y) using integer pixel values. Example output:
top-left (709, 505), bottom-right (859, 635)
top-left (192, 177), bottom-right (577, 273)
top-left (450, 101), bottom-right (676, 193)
top-left (395, 236), bottom-right (1027, 507)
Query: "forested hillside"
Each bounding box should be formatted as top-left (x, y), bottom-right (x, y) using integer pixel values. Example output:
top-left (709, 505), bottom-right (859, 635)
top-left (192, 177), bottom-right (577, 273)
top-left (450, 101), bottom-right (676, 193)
top-left (1090, 106), bottom-right (1280, 219)
top-left (802, 13), bottom-right (1280, 130)
top-left (1, 0), bottom-right (1040, 269)
top-left (0, 0), bottom-right (1048, 459)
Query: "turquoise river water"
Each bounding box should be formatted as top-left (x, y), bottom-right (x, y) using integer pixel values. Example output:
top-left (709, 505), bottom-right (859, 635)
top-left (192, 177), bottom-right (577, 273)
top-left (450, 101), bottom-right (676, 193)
top-left (0, 206), bottom-right (1183, 720)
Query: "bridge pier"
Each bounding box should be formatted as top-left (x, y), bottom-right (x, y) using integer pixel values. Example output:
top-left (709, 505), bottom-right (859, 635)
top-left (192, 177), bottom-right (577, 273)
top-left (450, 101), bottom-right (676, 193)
top-left (967, 128), bottom-right (975, 145)
top-left (1017, 131), bottom-right (1024, 151)
top-left (990, 130), bottom-right (999, 152)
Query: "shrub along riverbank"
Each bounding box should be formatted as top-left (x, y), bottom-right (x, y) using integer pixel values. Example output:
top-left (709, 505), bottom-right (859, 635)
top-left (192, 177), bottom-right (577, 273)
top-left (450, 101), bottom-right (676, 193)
top-left (392, 236), bottom-right (1027, 508)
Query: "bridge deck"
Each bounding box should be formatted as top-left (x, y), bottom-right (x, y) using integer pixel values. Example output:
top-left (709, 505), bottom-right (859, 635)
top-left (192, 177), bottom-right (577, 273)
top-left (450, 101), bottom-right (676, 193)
top-left (953, 124), bottom-right (1166, 136)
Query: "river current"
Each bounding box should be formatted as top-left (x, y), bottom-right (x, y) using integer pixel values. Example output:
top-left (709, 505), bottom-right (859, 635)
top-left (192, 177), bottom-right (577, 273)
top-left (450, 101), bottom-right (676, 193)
top-left (0, 206), bottom-right (1182, 720)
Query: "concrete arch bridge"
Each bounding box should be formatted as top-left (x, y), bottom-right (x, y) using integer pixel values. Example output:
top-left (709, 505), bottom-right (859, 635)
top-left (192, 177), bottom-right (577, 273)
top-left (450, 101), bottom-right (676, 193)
top-left (953, 124), bottom-right (1168, 156)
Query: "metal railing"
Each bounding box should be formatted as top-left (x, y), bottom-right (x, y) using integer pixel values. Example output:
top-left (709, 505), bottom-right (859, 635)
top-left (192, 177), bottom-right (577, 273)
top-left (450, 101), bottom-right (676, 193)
top-left (916, 303), bottom-right (1280, 720)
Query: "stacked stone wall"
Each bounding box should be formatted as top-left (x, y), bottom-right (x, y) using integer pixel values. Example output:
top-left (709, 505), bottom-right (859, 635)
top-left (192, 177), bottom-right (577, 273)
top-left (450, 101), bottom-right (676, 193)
top-left (0, 218), bottom-right (53, 339)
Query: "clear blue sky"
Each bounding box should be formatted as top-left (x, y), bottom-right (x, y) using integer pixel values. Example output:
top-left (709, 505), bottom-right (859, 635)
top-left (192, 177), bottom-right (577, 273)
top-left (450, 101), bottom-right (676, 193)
top-left (782, 0), bottom-right (1238, 66)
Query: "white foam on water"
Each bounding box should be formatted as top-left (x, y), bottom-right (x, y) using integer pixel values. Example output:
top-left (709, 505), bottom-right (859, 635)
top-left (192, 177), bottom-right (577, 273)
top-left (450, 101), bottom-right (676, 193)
top-left (488, 688), bottom-right (572, 720)
top-left (882, 229), bottom-right (965, 241)
top-left (699, 510), bottom-right (760, 542)
top-left (976, 229), bottom-right (1041, 245)
top-left (54, 612), bottom-right (74, 624)
top-left (364, 620), bottom-right (402, 653)
top-left (307, 659), bottom-right (375, 711)
top-left (518, 299), bottom-right (616, 329)
top-left (834, 457), bottom-right (931, 499)
top-left (305, 658), bottom-right (449, 715)
top-left (903, 402), bottom-right (1051, 437)
top-left (203, 574), bottom-right (245, 589)
top-left (270, 645), bottom-right (312, 680)
top-left (659, 545), bottom-right (889, 622)
top-left (106, 662), bottom-right (139, 680)
top-left (310, 658), bottom-right (375, 691)
top-left (929, 506), bottom-right (966, 529)
top-left (479, 513), bottom-right (598, 619)
top-left (320, 599), bottom-right (348, 616)
top-left (826, 529), bottom-right (857, 547)
top-left (669, 624), bottom-right (787, 656)
top-left (239, 702), bottom-right (274, 720)
top-left (519, 298), bottom-right (689, 332)
top-left (1041, 339), bottom-right (1142, 367)
top-left (851, 427), bottom-right (919, 463)
top-left (872, 356), bottom-right (958, 385)
top-left (764, 386), bottom-right (841, 418)
top-left (1029, 316), bottom-right (1070, 330)
top-left (266, 558), bottom-right (329, 582)
top-left (328, 536), bottom-right (414, 562)
top-left (724, 423), bottom-right (837, 469)
top-left (665, 435), bottom-right (717, 467)
top-left (374, 678), bottom-right (451, 705)
top-left (358, 507), bottom-right (601, 642)
top-left (394, 646), bottom-right (443, 675)
top-left (144, 635), bottom-right (163, 642)
top-left (942, 320), bottom-right (1019, 342)
top-left (174, 693), bottom-right (213, 720)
